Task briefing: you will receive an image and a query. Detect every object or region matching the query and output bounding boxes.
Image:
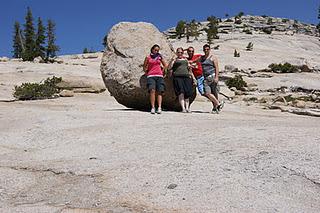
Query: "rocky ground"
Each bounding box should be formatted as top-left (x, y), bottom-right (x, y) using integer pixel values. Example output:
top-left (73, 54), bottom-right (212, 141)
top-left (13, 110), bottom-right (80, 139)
top-left (0, 18), bottom-right (320, 212)
top-left (0, 91), bottom-right (320, 213)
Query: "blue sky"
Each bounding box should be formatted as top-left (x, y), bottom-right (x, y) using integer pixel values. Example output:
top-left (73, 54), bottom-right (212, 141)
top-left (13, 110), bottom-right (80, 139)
top-left (1, 0), bottom-right (319, 57)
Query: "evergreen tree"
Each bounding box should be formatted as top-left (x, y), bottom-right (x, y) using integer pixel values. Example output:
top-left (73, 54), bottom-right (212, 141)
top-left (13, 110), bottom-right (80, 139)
top-left (189, 19), bottom-right (201, 40)
top-left (318, 4), bottom-right (320, 35)
top-left (234, 49), bottom-right (240, 57)
top-left (246, 42), bottom-right (253, 51)
top-left (185, 22), bottom-right (191, 42)
top-left (175, 20), bottom-right (186, 39)
top-left (35, 17), bottom-right (46, 59)
top-left (237, 12), bottom-right (244, 17)
top-left (102, 35), bottom-right (108, 47)
top-left (83, 48), bottom-right (89, 53)
top-left (46, 19), bottom-right (59, 60)
top-left (12, 21), bottom-right (24, 58)
top-left (23, 7), bottom-right (36, 61)
top-left (205, 16), bottom-right (219, 44)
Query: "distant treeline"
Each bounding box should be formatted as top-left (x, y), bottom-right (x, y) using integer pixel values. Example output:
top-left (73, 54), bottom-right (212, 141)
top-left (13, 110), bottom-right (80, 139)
top-left (171, 8), bottom-right (320, 44)
top-left (12, 7), bottom-right (59, 62)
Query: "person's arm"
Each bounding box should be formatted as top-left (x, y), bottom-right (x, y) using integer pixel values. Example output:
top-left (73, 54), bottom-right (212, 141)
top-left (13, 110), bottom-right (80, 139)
top-left (167, 57), bottom-right (175, 77)
top-left (143, 57), bottom-right (148, 74)
top-left (187, 61), bottom-right (197, 85)
top-left (160, 57), bottom-right (168, 76)
top-left (212, 56), bottom-right (219, 82)
top-left (190, 55), bottom-right (202, 64)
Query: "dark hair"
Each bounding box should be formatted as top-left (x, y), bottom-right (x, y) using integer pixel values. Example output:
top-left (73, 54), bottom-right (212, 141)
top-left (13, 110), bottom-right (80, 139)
top-left (176, 47), bottom-right (184, 52)
top-left (203, 44), bottom-right (210, 50)
top-left (187, 46), bottom-right (194, 51)
top-left (151, 44), bottom-right (160, 53)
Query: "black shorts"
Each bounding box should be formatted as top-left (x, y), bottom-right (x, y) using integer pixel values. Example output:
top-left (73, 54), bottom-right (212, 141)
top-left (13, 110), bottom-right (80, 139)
top-left (173, 76), bottom-right (193, 98)
top-left (147, 76), bottom-right (165, 93)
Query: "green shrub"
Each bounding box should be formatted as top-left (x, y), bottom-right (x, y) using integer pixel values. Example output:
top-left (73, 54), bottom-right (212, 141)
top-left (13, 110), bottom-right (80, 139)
top-left (267, 18), bottom-right (273, 25)
top-left (268, 63), bottom-right (299, 73)
top-left (268, 62), bottom-right (299, 73)
top-left (234, 49), bottom-right (240, 57)
top-left (13, 76), bottom-right (62, 100)
top-left (262, 28), bottom-right (272, 34)
top-left (235, 18), bottom-right (242, 24)
top-left (293, 24), bottom-right (299, 29)
top-left (267, 63), bottom-right (312, 73)
top-left (243, 29), bottom-right (252, 34)
top-left (246, 42), bottom-right (253, 51)
top-left (226, 75), bottom-right (247, 90)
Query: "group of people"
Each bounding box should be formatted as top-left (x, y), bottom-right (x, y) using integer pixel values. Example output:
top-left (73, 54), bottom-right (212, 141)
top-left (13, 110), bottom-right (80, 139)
top-left (143, 44), bottom-right (224, 114)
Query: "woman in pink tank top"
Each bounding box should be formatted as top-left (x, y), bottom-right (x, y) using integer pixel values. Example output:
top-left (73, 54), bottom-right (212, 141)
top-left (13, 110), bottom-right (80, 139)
top-left (143, 44), bottom-right (168, 114)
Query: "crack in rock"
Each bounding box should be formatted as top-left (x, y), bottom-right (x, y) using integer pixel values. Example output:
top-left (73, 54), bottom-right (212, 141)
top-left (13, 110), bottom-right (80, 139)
top-left (113, 46), bottom-right (127, 58)
top-left (1, 165), bottom-right (101, 178)
top-left (282, 165), bottom-right (320, 187)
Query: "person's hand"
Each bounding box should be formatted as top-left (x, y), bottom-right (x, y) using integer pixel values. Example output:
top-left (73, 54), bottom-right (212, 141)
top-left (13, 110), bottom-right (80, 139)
top-left (214, 77), bottom-right (219, 83)
top-left (193, 80), bottom-right (197, 86)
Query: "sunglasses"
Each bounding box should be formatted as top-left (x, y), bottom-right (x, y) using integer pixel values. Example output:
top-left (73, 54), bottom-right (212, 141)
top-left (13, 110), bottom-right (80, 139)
top-left (203, 48), bottom-right (210, 51)
top-left (177, 52), bottom-right (183, 54)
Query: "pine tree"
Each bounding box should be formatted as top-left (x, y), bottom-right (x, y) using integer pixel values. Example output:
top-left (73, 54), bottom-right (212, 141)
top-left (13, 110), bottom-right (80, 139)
top-left (12, 21), bottom-right (24, 58)
top-left (237, 12), bottom-right (244, 17)
top-left (318, 4), bottom-right (320, 35)
top-left (83, 48), bottom-right (89, 53)
top-left (185, 22), bottom-right (191, 42)
top-left (246, 42), bottom-right (253, 51)
top-left (35, 17), bottom-right (46, 59)
top-left (206, 29), bottom-right (214, 45)
top-left (175, 20), bottom-right (186, 39)
top-left (189, 19), bottom-right (201, 40)
top-left (46, 19), bottom-right (59, 61)
top-left (102, 35), bottom-right (108, 47)
top-left (23, 7), bottom-right (36, 61)
top-left (205, 16), bottom-right (219, 44)
top-left (234, 49), bottom-right (240, 57)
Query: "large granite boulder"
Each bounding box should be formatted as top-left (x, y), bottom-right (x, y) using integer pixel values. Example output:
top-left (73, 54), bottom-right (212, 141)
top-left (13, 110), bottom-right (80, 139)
top-left (100, 22), bottom-right (196, 111)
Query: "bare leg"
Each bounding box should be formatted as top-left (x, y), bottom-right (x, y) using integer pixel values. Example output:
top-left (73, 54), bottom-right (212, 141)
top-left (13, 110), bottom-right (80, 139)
top-left (157, 93), bottom-right (162, 110)
top-left (185, 98), bottom-right (190, 112)
top-left (178, 94), bottom-right (186, 112)
top-left (205, 93), bottom-right (219, 107)
top-left (213, 82), bottom-right (219, 100)
top-left (150, 90), bottom-right (156, 109)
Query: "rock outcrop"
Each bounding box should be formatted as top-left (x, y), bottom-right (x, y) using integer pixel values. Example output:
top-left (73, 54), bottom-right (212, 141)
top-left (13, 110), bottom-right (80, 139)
top-left (100, 22), bottom-right (196, 111)
top-left (165, 15), bottom-right (319, 37)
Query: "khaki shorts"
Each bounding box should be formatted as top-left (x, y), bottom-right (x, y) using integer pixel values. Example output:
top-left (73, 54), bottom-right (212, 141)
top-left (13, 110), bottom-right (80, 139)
top-left (204, 75), bottom-right (219, 98)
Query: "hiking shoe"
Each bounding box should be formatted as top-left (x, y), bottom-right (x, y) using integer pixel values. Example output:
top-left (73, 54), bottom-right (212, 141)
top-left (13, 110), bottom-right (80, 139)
top-left (211, 107), bottom-right (219, 114)
top-left (157, 108), bottom-right (162, 114)
top-left (217, 101), bottom-right (225, 112)
top-left (151, 108), bottom-right (156, 114)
